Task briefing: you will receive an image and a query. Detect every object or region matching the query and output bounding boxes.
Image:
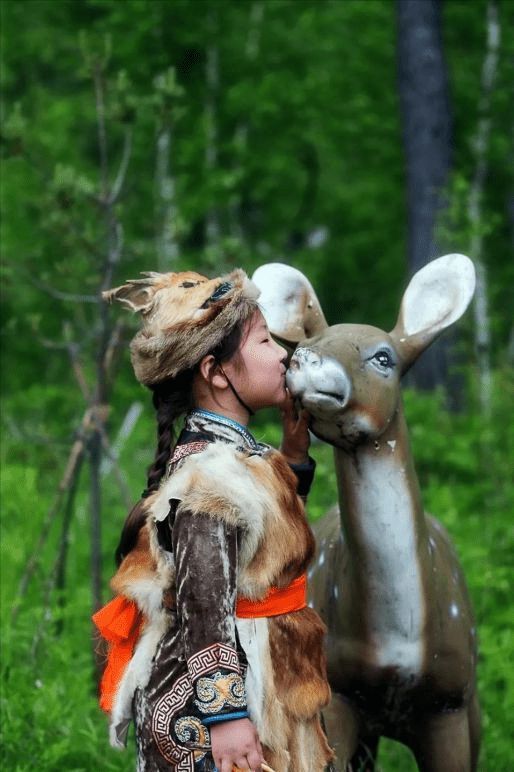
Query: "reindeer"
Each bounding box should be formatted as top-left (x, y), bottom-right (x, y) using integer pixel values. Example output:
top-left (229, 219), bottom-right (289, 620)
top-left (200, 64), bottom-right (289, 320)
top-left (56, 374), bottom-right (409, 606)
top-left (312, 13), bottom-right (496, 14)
top-left (252, 255), bottom-right (480, 771)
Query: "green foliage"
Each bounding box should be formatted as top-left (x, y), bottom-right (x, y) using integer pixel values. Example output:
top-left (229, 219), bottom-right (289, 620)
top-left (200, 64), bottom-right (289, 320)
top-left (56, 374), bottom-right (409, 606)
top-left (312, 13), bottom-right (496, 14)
top-left (2, 379), bottom-right (513, 770)
top-left (1, 0), bottom-right (513, 769)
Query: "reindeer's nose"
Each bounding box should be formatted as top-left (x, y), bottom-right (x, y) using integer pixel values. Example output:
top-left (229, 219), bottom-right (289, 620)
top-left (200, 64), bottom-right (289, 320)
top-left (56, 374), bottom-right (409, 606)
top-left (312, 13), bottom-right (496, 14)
top-left (290, 347), bottom-right (321, 369)
top-left (289, 347), bottom-right (351, 410)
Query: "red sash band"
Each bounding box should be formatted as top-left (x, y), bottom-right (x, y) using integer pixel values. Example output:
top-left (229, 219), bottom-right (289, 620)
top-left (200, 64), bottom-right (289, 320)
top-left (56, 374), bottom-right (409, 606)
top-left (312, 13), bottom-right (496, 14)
top-left (92, 574), bottom-right (307, 713)
top-left (92, 595), bottom-right (144, 713)
top-left (235, 574), bottom-right (307, 618)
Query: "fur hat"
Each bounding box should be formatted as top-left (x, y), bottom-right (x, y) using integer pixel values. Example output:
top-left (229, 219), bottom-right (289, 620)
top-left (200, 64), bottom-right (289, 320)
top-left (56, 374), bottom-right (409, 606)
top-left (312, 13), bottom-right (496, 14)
top-left (103, 268), bottom-right (260, 385)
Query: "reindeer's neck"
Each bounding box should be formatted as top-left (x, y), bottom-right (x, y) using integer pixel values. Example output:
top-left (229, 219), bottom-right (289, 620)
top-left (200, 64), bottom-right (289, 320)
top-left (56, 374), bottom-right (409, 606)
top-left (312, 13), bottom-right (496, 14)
top-left (334, 406), bottom-right (429, 672)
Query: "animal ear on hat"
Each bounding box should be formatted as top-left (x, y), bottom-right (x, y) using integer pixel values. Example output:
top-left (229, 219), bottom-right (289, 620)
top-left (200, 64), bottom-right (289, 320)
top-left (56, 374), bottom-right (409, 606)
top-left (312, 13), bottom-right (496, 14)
top-left (102, 272), bottom-right (167, 314)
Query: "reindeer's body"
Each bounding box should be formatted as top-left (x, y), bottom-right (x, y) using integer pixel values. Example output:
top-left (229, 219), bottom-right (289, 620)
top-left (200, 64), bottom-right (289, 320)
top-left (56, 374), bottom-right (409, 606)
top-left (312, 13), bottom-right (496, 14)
top-left (253, 257), bottom-right (480, 771)
top-left (310, 424), bottom-right (479, 770)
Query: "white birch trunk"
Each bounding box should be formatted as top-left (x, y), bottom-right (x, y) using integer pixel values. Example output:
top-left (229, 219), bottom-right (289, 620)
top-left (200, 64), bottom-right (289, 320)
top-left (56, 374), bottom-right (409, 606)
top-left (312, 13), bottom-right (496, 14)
top-left (101, 401), bottom-right (143, 476)
top-left (155, 126), bottom-right (179, 271)
top-left (468, 0), bottom-right (500, 416)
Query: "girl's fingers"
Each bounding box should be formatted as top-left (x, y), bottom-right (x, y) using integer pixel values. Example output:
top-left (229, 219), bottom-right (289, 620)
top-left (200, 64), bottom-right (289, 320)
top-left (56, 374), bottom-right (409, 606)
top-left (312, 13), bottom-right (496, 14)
top-left (297, 408), bottom-right (309, 423)
top-left (247, 748), bottom-right (264, 770)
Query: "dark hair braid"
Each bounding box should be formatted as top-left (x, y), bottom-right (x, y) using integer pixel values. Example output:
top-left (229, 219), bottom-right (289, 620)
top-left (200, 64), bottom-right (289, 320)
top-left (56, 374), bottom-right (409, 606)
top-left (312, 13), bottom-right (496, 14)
top-left (114, 370), bottom-right (194, 565)
top-left (144, 371), bottom-right (194, 496)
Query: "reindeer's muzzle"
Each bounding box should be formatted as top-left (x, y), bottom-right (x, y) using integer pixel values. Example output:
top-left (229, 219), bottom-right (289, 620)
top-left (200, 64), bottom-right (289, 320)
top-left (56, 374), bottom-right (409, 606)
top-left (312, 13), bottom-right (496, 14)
top-left (287, 347), bottom-right (351, 416)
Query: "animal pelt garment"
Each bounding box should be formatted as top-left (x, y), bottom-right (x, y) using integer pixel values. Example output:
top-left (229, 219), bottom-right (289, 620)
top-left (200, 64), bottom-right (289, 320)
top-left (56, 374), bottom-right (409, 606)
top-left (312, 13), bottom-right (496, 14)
top-left (109, 439), bottom-right (333, 772)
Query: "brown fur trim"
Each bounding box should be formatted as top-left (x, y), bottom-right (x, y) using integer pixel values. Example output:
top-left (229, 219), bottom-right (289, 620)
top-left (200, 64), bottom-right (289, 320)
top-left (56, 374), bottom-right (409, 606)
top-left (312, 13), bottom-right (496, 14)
top-left (269, 608), bottom-right (331, 720)
top-left (242, 451), bottom-right (316, 597)
top-left (110, 498), bottom-right (174, 621)
top-left (110, 521), bottom-right (156, 597)
top-left (151, 442), bottom-right (316, 601)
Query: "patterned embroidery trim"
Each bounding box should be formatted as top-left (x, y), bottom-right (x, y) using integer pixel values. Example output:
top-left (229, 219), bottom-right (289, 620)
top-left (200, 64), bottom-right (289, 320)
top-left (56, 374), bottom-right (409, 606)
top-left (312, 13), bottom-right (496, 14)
top-left (188, 408), bottom-right (260, 449)
top-left (152, 644), bottom-right (242, 763)
top-left (187, 643), bottom-right (240, 680)
top-left (174, 716), bottom-right (210, 762)
top-left (170, 441), bottom-right (209, 466)
top-left (194, 670), bottom-right (246, 715)
top-left (152, 672), bottom-right (193, 764)
top-left (166, 440), bottom-right (209, 478)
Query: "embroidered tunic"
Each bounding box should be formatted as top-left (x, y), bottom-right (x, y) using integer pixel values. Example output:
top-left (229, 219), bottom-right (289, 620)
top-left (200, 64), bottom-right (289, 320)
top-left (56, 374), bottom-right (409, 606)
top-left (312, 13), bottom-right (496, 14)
top-left (109, 409), bottom-right (332, 771)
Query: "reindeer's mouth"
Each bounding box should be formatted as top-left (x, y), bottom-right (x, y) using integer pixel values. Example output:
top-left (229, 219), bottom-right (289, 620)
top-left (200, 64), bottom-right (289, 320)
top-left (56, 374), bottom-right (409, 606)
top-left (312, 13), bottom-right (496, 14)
top-left (316, 390), bottom-right (345, 404)
top-left (296, 390), bottom-right (345, 415)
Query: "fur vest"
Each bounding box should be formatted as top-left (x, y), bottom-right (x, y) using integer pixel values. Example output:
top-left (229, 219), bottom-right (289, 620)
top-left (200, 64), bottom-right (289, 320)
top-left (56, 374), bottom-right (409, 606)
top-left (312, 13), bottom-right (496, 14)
top-left (108, 441), bottom-right (333, 770)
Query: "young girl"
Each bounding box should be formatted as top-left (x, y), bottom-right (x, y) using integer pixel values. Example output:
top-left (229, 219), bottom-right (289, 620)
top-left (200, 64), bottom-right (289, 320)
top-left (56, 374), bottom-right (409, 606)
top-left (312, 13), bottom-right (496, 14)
top-left (93, 268), bottom-right (333, 772)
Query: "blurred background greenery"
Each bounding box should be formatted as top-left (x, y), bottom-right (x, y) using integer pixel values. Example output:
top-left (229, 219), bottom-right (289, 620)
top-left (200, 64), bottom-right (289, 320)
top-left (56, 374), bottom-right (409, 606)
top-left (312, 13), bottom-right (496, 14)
top-left (1, 0), bottom-right (512, 770)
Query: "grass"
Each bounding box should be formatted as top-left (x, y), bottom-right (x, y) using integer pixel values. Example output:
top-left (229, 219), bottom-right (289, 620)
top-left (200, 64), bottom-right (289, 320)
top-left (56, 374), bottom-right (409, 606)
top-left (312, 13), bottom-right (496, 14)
top-left (1, 378), bottom-right (513, 771)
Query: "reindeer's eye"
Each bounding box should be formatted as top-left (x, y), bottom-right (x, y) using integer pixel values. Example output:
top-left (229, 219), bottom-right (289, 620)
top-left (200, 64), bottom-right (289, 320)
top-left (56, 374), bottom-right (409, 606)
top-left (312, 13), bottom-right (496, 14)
top-left (371, 350), bottom-right (395, 369)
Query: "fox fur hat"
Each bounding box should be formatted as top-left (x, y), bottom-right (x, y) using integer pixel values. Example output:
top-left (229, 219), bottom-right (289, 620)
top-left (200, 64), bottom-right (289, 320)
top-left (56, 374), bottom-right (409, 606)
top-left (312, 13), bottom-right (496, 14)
top-left (103, 268), bottom-right (261, 385)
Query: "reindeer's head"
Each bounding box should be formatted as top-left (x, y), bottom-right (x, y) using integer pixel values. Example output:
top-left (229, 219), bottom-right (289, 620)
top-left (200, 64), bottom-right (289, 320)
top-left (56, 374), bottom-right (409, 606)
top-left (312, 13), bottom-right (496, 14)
top-left (253, 255), bottom-right (475, 450)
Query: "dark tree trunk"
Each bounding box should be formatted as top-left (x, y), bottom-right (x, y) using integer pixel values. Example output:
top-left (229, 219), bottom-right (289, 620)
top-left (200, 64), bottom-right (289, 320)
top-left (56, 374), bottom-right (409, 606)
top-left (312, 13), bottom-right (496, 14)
top-left (396, 0), bottom-right (453, 393)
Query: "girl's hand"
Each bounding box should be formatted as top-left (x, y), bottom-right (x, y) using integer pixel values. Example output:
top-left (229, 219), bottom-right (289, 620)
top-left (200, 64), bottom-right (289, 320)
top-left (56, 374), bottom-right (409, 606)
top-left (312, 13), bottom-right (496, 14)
top-left (279, 387), bottom-right (310, 465)
top-left (210, 717), bottom-right (263, 772)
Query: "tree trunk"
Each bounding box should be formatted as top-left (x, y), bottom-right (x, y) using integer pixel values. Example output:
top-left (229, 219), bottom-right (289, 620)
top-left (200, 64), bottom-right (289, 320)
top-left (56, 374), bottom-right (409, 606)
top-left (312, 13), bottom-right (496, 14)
top-left (205, 11), bottom-right (221, 249)
top-left (229, 1), bottom-right (264, 242)
top-left (155, 126), bottom-right (179, 271)
top-left (396, 0), bottom-right (453, 392)
top-left (468, 0), bottom-right (500, 415)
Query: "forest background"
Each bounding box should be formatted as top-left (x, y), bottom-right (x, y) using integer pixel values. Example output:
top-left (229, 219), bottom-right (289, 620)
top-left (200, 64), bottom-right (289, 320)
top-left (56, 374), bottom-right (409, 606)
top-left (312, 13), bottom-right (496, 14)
top-left (1, 0), bottom-right (513, 770)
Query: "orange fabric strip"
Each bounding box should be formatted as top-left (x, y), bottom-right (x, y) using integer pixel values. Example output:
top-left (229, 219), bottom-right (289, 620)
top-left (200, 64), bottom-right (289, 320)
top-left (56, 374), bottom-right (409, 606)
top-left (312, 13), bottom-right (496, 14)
top-left (236, 574), bottom-right (307, 618)
top-left (92, 574), bottom-right (307, 712)
top-left (92, 596), bottom-right (144, 713)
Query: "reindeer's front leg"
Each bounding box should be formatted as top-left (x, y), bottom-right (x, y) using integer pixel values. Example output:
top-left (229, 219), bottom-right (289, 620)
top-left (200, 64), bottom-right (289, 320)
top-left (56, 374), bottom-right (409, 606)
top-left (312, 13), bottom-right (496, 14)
top-left (322, 692), bottom-right (375, 771)
top-left (410, 706), bottom-right (476, 772)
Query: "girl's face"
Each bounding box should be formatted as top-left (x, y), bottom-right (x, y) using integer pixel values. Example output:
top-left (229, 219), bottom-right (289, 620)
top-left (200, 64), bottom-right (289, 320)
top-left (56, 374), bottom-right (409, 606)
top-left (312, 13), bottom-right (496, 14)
top-left (228, 309), bottom-right (288, 411)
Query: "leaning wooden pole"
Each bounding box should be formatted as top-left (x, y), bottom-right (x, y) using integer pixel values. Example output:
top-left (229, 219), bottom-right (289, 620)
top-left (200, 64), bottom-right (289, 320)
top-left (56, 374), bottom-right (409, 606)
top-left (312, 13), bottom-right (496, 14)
top-left (11, 432), bottom-right (86, 623)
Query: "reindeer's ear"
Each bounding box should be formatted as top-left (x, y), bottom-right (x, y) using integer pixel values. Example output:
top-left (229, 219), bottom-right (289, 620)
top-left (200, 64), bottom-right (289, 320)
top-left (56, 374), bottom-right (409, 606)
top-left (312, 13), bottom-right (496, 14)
top-left (252, 262), bottom-right (328, 344)
top-left (102, 273), bottom-right (166, 314)
top-left (390, 254), bottom-right (475, 371)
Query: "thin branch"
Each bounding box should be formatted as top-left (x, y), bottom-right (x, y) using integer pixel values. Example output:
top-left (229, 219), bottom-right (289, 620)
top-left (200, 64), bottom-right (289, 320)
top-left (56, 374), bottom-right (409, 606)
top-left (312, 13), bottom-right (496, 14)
top-left (31, 452), bottom-right (85, 650)
top-left (2, 417), bottom-right (70, 449)
top-left (11, 434), bottom-right (86, 622)
top-left (26, 274), bottom-right (98, 304)
top-left (100, 401), bottom-right (143, 507)
top-left (11, 404), bottom-right (109, 622)
top-left (93, 62), bottom-right (109, 201)
top-left (63, 324), bottom-right (92, 402)
top-left (69, 350), bottom-right (92, 402)
top-left (109, 126), bottom-right (133, 205)
top-left (37, 319), bottom-right (98, 354)
top-left (103, 318), bottom-right (126, 377)
top-left (99, 428), bottom-right (132, 509)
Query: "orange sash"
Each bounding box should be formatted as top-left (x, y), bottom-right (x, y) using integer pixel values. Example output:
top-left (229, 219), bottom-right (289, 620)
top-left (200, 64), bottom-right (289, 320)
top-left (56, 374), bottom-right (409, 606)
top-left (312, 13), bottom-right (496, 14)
top-left (235, 574), bottom-right (307, 618)
top-left (92, 595), bottom-right (144, 713)
top-left (92, 574), bottom-right (307, 712)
